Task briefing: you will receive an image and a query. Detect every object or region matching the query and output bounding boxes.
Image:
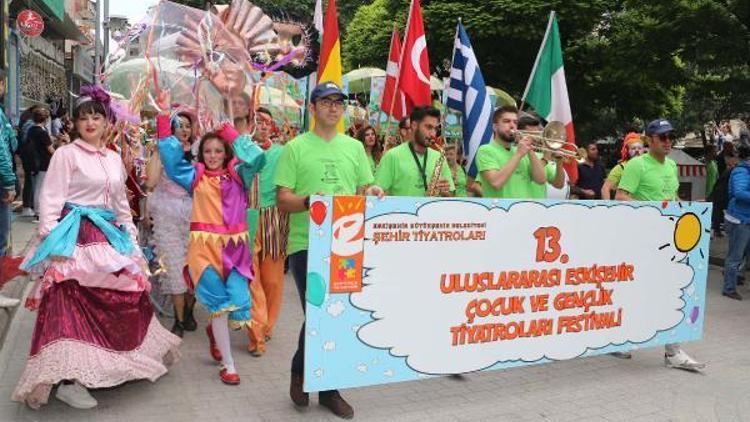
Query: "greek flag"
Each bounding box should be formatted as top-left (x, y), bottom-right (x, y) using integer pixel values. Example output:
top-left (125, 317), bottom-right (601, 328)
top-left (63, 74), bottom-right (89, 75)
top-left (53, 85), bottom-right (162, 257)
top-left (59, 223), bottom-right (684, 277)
top-left (446, 21), bottom-right (493, 177)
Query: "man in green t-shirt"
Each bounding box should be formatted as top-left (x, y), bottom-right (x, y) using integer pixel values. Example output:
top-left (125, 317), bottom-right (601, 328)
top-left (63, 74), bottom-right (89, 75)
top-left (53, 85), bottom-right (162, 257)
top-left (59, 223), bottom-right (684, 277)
top-left (615, 118), bottom-right (705, 372)
top-left (275, 82), bottom-right (373, 419)
top-left (517, 113), bottom-right (564, 199)
top-left (369, 106), bottom-right (454, 197)
top-left (475, 105), bottom-right (548, 198)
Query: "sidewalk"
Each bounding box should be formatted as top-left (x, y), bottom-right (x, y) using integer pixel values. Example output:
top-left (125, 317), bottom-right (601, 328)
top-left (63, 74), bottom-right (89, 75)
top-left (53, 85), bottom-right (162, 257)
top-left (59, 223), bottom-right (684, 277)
top-left (0, 214), bottom-right (37, 346)
top-left (0, 223), bottom-right (748, 421)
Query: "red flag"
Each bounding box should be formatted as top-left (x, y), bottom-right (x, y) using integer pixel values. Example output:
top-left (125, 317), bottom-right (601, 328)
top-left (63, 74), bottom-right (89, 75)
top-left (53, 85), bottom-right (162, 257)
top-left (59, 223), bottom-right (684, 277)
top-left (398, 0), bottom-right (431, 108)
top-left (381, 27), bottom-right (408, 120)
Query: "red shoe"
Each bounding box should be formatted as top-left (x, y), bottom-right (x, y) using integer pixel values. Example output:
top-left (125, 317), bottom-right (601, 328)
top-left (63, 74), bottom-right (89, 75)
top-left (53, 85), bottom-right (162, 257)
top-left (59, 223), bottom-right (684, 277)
top-left (220, 368), bottom-right (240, 385)
top-left (205, 326), bottom-right (222, 362)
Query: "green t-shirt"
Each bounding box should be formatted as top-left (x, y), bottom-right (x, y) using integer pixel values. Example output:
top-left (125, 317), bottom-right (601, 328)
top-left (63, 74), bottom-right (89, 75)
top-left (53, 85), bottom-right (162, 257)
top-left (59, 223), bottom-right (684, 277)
top-left (706, 160), bottom-right (718, 197)
top-left (606, 163), bottom-right (626, 187)
top-left (375, 142), bottom-right (454, 196)
top-left (618, 154), bottom-right (679, 201)
top-left (258, 143), bottom-right (283, 208)
top-left (452, 165), bottom-right (468, 197)
top-left (528, 155), bottom-right (557, 199)
top-left (367, 154), bottom-right (377, 176)
top-left (275, 132), bottom-right (374, 255)
top-left (476, 140), bottom-right (544, 199)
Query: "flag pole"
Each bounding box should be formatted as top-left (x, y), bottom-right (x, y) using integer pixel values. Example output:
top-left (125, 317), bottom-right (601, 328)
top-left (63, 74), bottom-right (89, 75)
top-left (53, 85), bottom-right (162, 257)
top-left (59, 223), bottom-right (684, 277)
top-left (375, 22), bottom-right (398, 136)
top-left (519, 10), bottom-right (555, 112)
top-left (383, 0), bottom-right (415, 137)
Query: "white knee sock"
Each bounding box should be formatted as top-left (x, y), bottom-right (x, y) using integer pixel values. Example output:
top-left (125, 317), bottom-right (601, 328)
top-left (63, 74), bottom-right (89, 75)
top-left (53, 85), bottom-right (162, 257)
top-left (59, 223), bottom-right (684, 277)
top-left (211, 314), bottom-right (236, 373)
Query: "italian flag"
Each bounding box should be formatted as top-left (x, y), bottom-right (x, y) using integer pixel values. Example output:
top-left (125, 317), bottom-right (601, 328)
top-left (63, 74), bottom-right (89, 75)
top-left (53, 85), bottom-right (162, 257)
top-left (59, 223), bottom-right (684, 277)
top-left (522, 11), bottom-right (578, 183)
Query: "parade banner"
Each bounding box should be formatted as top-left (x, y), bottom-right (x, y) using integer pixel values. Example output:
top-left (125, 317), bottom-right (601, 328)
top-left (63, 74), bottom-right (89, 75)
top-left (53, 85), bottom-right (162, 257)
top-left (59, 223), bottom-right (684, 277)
top-left (304, 196), bottom-right (710, 392)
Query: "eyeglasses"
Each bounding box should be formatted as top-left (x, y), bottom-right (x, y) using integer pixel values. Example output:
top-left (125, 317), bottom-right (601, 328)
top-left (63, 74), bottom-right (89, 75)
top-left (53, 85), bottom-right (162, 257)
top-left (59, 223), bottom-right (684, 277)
top-left (316, 98), bottom-right (345, 109)
top-left (658, 133), bottom-right (674, 142)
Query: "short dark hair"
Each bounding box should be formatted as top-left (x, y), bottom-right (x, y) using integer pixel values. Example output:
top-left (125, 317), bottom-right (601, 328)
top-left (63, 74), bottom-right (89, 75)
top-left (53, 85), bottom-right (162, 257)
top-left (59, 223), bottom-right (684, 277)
top-left (197, 133), bottom-right (234, 169)
top-left (493, 105), bottom-right (519, 123)
top-left (256, 106), bottom-right (273, 119)
top-left (410, 106), bottom-right (440, 124)
top-left (32, 107), bottom-right (50, 123)
top-left (398, 117), bottom-right (411, 130)
top-left (738, 145), bottom-right (750, 160)
top-left (517, 113), bottom-right (541, 130)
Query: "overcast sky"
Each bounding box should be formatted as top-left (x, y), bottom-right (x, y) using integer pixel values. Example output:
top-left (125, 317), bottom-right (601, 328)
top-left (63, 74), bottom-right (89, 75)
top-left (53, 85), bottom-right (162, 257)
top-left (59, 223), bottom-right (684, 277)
top-left (109, 1), bottom-right (156, 26)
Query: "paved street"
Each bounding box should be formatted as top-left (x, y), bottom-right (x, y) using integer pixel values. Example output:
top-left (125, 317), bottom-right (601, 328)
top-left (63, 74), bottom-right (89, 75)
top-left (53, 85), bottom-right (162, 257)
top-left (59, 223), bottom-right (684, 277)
top-left (1, 219), bottom-right (749, 422)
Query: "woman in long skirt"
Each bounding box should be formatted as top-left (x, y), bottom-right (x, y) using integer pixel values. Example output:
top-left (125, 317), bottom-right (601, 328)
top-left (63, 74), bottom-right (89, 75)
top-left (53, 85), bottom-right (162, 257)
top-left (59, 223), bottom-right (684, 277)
top-left (12, 86), bottom-right (181, 410)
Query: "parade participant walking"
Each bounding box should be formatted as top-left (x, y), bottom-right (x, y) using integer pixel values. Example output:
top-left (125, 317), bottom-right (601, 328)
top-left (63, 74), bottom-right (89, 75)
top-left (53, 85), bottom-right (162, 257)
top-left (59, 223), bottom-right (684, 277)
top-left (615, 118), bottom-right (706, 371)
top-left (357, 125), bottom-right (382, 176)
top-left (145, 112), bottom-right (198, 337)
top-left (721, 145), bottom-right (750, 300)
top-left (13, 85), bottom-right (181, 409)
top-left (245, 106), bottom-right (288, 357)
top-left (518, 113), bottom-right (564, 199)
top-left (369, 107), bottom-right (454, 197)
top-left (444, 143), bottom-right (476, 197)
top-left (601, 132), bottom-right (645, 199)
top-left (276, 81), bottom-right (373, 419)
top-left (157, 92), bottom-right (265, 385)
top-left (572, 142), bottom-right (606, 199)
top-left (475, 105), bottom-right (548, 198)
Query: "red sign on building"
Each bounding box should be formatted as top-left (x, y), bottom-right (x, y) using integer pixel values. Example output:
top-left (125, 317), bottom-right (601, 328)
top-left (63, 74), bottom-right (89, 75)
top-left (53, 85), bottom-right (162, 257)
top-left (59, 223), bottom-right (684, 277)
top-left (17, 10), bottom-right (45, 38)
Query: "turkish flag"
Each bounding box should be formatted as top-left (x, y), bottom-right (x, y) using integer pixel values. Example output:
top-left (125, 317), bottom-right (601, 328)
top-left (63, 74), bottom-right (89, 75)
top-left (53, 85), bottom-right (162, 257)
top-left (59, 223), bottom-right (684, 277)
top-left (398, 0), bottom-right (431, 108)
top-left (380, 28), bottom-right (408, 120)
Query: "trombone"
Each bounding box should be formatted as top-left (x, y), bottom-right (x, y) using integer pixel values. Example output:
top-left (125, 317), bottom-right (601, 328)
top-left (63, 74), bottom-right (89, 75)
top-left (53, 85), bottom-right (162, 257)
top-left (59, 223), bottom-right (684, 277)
top-left (513, 121), bottom-right (584, 160)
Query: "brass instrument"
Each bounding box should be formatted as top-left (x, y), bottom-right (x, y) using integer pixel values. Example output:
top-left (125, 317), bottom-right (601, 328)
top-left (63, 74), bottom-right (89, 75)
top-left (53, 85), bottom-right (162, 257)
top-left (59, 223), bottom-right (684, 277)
top-left (426, 143), bottom-right (447, 197)
top-left (513, 121), bottom-right (584, 160)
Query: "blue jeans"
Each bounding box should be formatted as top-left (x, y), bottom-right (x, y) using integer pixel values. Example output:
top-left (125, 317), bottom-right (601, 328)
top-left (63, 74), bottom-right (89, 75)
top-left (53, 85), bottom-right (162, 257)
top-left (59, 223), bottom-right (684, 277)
top-left (723, 220), bottom-right (750, 294)
top-left (0, 190), bottom-right (10, 256)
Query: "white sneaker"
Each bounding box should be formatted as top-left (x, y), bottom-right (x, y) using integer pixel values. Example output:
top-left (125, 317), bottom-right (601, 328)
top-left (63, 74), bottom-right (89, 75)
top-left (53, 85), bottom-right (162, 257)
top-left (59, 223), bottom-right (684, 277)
top-left (665, 349), bottom-right (706, 371)
top-left (21, 208), bottom-right (34, 217)
top-left (0, 294), bottom-right (20, 308)
top-left (55, 382), bottom-right (98, 409)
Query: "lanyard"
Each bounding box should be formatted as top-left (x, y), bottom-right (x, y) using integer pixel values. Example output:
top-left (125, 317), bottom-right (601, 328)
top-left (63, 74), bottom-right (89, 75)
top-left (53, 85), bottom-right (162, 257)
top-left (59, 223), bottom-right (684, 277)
top-left (409, 143), bottom-right (429, 191)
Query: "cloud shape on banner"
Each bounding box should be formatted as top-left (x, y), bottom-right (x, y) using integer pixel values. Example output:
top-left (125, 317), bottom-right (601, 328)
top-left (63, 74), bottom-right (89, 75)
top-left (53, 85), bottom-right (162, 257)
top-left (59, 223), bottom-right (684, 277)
top-left (350, 201), bottom-right (696, 375)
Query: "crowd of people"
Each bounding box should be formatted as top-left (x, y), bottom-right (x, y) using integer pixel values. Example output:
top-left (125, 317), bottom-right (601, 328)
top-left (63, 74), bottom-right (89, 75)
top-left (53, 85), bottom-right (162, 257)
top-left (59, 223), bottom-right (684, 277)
top-left (0, 76), bottom-right (745, 418)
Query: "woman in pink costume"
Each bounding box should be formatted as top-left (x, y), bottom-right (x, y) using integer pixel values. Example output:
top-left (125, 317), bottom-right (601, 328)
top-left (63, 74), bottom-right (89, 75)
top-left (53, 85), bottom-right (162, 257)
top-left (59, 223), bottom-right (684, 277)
top-left (13, 86), bottom-right (181, 410)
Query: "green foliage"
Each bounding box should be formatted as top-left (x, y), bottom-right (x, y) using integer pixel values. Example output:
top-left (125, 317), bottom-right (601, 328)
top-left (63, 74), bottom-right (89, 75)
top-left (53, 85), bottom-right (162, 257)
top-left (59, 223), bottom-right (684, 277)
top-left (166, 0), bottom-right (750, 140)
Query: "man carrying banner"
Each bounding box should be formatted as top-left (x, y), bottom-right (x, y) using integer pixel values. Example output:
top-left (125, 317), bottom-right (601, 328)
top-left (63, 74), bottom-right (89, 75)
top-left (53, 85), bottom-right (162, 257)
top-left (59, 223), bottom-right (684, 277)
top-left (475, 105), bottom-right (548, 198)
top-left (275, 81), bottom-right (373, 419)
top-left (615, 118), bottom-right (706, 371)
top-left (368, 107), bottom-right (454, 197)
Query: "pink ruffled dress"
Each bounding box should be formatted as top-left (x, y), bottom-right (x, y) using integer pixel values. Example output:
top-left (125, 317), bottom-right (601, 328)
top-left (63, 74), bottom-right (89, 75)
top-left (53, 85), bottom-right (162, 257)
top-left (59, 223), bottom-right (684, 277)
top-left (12, 139), bottom-right (181, 409)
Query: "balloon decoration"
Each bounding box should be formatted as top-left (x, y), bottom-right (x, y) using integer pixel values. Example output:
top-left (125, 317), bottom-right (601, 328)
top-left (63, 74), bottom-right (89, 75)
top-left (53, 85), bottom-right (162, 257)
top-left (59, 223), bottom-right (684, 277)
top-left (307, 272), bottom-right (326, 307)
top-left (310, 200), bottom-right (328, 226)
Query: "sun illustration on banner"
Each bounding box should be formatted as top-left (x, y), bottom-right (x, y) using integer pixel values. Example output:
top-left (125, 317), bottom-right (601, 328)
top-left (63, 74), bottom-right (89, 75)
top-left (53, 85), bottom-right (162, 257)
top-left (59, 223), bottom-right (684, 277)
top-left (661, 211), bottom-right (708, 262)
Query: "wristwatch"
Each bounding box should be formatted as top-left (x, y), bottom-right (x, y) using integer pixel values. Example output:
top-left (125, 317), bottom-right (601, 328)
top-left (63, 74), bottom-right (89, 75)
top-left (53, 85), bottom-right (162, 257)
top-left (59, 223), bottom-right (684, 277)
top-left (303, 196), bottom-right (310, 210)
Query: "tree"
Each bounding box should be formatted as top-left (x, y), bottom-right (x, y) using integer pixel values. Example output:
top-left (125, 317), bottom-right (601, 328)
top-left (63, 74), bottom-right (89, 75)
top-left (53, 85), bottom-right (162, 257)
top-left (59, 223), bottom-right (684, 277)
top-left (343, 0), bottom-right (750, 141)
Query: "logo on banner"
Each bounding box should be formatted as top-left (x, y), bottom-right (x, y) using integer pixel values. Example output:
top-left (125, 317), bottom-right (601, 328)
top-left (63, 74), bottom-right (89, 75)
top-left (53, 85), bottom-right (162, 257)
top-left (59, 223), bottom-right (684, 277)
top-left (329, 196), bottom-right (365, 293)
top-left (17, 10), bottom-right (45, 38)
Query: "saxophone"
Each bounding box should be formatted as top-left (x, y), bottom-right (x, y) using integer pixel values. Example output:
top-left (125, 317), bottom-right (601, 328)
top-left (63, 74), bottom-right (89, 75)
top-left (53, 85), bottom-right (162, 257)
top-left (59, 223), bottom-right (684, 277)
top-left (426, 143), bottom-right (446, 197)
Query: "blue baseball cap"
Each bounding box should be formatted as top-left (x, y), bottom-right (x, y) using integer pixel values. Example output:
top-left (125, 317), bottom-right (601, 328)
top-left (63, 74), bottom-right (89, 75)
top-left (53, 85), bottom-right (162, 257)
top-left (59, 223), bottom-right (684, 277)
top-left (646, 119), bottom-right (674, 136)
top-left (311, 81), bottom-right (345, 102)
